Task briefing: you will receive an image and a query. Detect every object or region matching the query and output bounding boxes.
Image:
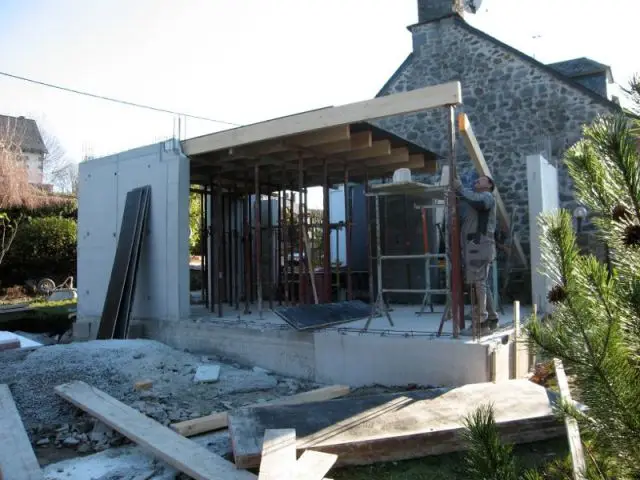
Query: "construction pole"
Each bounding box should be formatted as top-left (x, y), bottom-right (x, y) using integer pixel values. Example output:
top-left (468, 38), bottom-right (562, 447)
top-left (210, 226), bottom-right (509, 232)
top-left (233, 195), bottom-right (240, 311)
top-left (344, 164), bottom-right (353, 301)
top-left (448, 105), bottom-right (463, 337)
top-left (242, 180), bottom-right (251, 315)
top-left (213, 177), bottom-right (223, 317)
top-left (282, 176), bottom-right (290, 306)
top-left (365, 172), bottom-right (374, 305)
top-left (199, 187), bottom-right (207, 307)
top-left (298, 155), bottom-right (306, 304)
top-left (267, 177), bottom-right (274, 311)
top-left (322, 158), bottom-right (331, 303)
top-left (254, 164), bottom-right (263, 319)
top-left (277, 183), bottom-right (283, 306)
top-left (289, 189), bottom-right (295, 303)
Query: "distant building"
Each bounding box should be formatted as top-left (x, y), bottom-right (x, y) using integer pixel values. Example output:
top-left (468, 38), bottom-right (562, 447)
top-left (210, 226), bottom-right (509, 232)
top-left (0, 114), bottom-right (48, 185)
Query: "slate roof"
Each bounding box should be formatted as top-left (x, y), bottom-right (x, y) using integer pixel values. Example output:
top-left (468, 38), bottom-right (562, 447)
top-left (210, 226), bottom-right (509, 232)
top-left (0, 114), bottom-right (48, 154)
top-left (548, 57), bottom-right (611, 79)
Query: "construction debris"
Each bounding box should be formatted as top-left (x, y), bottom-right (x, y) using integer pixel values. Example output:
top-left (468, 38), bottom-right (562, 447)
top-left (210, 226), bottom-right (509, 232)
top-left (193, 365), bottom-right (221, 384)
top-left (228, 380), bottom-right (566, 469)
top-left (0, 339), bottom-right (320, 464)
top-left (55, 380), bottom-right (256, 480)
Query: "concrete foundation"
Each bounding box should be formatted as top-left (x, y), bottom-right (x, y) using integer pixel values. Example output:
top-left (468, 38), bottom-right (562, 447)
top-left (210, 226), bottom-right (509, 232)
top-left (74, 303), bottom-right (533, 387)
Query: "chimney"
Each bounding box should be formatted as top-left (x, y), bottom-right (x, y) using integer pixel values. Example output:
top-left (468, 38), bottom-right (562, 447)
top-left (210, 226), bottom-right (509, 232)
top-left (417, 0), bottom-right (464, 23)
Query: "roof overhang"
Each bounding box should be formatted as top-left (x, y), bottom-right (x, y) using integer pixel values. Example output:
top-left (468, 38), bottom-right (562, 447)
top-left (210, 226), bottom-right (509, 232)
top-left (182, 81), bottom-right (462, 190)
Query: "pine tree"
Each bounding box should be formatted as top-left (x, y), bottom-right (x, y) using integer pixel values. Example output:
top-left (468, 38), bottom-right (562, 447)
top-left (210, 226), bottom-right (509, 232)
top-left (462, 78), bottom-right (640, 479)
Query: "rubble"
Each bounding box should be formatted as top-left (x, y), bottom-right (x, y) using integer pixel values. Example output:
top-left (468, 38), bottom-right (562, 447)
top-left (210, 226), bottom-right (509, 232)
top-left (193, 365), bottom-right (220, 384)
top-left (0, 338), bottom-right (320, 464)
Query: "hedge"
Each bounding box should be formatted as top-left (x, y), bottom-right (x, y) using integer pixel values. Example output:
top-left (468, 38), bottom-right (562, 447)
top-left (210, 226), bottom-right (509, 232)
top-left (1, 216), bottom-right (77, 286)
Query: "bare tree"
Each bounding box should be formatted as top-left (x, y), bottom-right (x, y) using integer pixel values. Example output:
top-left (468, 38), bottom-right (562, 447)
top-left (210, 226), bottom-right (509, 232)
top-left (0, 120), bottom-right (67, 266)
top-left (41, 129), bottom-right (79, 194)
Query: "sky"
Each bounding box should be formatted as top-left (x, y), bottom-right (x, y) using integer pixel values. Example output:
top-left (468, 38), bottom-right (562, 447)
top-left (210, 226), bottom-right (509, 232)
top-left (0, 0), bottom-right (637, 206)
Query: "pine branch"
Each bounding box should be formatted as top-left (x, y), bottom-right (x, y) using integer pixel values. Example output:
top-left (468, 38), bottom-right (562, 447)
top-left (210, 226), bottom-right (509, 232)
top-left (461, 404), bottom-right (519, 480)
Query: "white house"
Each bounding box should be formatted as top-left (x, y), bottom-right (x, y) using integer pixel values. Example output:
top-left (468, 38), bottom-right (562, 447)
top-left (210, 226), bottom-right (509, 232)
top-left (0, 114), bottom-right (48, 186)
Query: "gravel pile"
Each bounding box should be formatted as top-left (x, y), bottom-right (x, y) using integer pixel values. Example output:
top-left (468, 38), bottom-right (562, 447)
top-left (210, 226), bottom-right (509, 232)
top-left (0, 339), bottom-right (318, 456)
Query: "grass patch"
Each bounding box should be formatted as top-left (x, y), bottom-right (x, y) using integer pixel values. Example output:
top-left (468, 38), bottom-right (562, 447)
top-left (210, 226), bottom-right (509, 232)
top-left (0, 298), bottom-right (76, 334)
top-left (331, 438), bottom-right (568, 480)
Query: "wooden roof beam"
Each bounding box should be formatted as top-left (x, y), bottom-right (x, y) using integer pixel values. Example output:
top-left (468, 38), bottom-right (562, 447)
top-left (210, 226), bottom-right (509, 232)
top-left (458, 113), bottom-right (527, 265)
top-left (182, 81), bottom-right (462, 155)
top-left (217, 125), bottom-right (351, 161)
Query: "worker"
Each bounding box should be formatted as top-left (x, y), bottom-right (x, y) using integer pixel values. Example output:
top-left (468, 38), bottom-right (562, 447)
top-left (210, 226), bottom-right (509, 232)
top-left (453, 174), bottom-right (499, 334)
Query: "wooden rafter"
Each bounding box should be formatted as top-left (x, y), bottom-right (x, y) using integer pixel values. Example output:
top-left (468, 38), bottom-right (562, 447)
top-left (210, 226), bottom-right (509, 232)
top-left (183, 81), bottom-right (462, 155)
top-left (458, 113), bottom-right (527, 266)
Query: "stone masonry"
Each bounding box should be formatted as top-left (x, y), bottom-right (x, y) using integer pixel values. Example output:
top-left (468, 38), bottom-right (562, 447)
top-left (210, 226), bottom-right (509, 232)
top-left (374, 16), bottom-right (618, 246)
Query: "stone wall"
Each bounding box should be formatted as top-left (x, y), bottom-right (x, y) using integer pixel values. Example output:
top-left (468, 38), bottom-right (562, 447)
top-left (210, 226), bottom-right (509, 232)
top-left (374, 16), bottom-right (616, 245)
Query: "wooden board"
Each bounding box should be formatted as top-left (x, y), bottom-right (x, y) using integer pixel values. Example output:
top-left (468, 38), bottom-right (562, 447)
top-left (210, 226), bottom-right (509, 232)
top-left (0, 384), bottom-right (43, 480)
top-left (183, 81), bottom-right (462, 155)
top-left (258, 429), bottom-right (297, 480)
top-left (171, 385), bottom-right (350, 437)
top-left (295, 450), bottom-right (337, 480)
top-left (228, 380), bottom-right (565, 469)
top-left (553, 359), bottom-right (586, 480)
top-left (55, 381), bottom-right (256, 480)
top-left (458, 113), bottom-right (527, 265)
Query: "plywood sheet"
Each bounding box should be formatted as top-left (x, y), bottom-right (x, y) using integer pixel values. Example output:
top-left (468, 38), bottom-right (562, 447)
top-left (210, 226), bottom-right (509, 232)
top-left (228, 380), bottom-right (564, 469)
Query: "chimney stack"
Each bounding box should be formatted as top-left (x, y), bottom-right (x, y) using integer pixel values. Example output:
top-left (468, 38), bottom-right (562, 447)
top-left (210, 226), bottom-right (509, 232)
top-left (417, 0), bottom-right (464, 24)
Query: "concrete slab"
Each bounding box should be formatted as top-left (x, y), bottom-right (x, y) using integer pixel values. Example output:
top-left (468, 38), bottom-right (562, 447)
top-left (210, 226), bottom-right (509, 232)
top-left (0, 331), bottom-right (42, 349)
top-left (193, 365), bottom-right (221, 383)
top-left (228, 380), bottom-right (565, 469)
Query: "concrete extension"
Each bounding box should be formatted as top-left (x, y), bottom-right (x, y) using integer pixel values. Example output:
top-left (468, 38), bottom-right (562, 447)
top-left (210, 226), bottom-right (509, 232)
top-left (76, 140), bottom-right (534, 389)
top-left (75, 304), bottom-right (532, 388)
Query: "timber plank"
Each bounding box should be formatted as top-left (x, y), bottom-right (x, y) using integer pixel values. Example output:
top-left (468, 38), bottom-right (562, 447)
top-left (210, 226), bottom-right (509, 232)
top-left (228, 380), bottom-right (565, 469)
top-left (183, 82), bottom-right (462, 155)
top-left (55, 381), bottom-right (255, 480)
top-left (171, 385), bottom-right (350, 437)
top-left (553, 359), bottom-right (586, 480)
top-left (295, 450), bottom-right (337, 480)
top-left (458, 113), bottom-right (527, 265)
top-left (0, 384), bottom-right (43, 480)
top-left (258, 429), bottom-right (297, 480)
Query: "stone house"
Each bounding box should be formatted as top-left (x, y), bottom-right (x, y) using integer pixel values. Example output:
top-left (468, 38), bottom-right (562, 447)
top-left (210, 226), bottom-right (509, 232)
top-left (375, 0), bottom-right (622, 238)
top-left (0, 114), bottom-right (49, 186)
top-left (368, 0), bottom-right (624, 302)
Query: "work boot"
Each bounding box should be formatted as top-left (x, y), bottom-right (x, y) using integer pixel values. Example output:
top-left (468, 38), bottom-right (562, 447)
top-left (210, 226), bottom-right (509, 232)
top-left (459, 321), bottom-right (490, 337)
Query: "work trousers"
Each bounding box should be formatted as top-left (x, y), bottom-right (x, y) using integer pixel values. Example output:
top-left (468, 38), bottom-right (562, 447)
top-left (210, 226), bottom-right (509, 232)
top-left (463, 234), bottom-right (497, 324)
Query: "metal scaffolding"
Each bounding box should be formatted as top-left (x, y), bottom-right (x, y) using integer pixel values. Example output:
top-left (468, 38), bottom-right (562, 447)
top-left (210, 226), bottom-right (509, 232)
top-left (363, 181), bottom-right (451, 330)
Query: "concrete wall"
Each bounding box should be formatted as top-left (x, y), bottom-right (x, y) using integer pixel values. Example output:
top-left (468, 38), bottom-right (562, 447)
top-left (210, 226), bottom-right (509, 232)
top-left (130, 317), bottom-right (537, 387)
top-left (76, 140), bottom-right (190, 336)
top-left (527, 154), bottom-right (559, 314)
top-left (313, 331), bottom-right (490, 387)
